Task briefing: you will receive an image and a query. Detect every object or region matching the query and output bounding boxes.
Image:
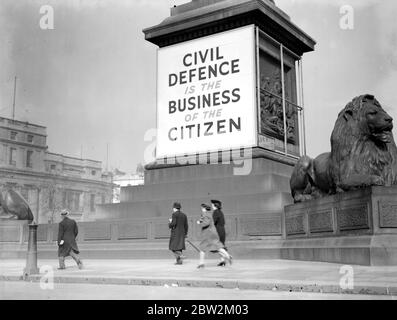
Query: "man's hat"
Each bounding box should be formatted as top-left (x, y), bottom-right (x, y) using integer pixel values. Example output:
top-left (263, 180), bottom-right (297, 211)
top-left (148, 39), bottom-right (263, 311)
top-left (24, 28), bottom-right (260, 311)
top-left (60, 209), bottom-right (69, 216)
top-left (201, 204), bottom-right (211, 211)
top-left (211, 200), bottom-right (222, 208)
top-left (173, 202), bottom-right (181, 210)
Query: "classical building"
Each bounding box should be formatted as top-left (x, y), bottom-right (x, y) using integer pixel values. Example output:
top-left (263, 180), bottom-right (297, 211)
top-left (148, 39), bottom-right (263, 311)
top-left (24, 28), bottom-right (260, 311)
top-left (0, 116), bottom-right (113, 223)
top-left (112, 171), bottom-right (144, 203)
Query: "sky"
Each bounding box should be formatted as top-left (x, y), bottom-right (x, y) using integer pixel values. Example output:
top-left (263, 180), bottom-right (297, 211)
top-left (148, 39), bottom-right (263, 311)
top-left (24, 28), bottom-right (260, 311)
top-left (0, 0), bottom-right (396, 173)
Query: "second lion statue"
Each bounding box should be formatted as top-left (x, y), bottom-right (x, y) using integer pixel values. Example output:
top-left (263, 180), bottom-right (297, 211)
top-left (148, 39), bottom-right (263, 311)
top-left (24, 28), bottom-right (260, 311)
top-left (291, 94), bottom-right (397, 203)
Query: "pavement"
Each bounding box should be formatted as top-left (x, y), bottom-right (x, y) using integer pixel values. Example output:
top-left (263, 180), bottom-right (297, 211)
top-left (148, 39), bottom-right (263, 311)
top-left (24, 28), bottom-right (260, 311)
top-left (1, 281), bottom-right (394, 300)
top-left (1, 258), bottom-right (397, 297)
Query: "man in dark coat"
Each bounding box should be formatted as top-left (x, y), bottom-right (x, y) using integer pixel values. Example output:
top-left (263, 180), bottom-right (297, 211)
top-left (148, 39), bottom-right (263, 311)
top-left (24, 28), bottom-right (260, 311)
top-left (57, 209), bottom-right (83, 270)
top-left (211, 200), bottom-right (226, 246)
top-left (168, 202), bottom-right (188, 265)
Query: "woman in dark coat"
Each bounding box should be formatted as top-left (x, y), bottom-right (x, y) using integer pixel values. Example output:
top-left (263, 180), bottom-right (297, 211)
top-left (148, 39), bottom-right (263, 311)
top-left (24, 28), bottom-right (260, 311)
top-left (168, 202), bottom-right (188, 265)
top-left (211, 200), bottom-right (226, 246)
top-left (196, 204), bottom-right (232, 268)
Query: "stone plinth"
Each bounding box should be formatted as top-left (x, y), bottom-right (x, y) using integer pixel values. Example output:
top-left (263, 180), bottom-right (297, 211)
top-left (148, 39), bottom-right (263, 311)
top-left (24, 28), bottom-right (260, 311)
top-left (91, 1), bottom-right (315, 241)
top-left (282, 186), bottom-right (397, 265)
top-left (0, 220), bottom-right (27, 244)
top-left (94, 150), bottom-right (295, 238)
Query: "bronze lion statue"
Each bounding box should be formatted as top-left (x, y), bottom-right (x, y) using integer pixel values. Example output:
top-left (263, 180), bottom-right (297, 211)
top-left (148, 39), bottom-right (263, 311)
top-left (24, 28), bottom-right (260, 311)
top-left (0, 188), bottom-right (34, 221)
top-left (291, 94), bottom-right (397, 202)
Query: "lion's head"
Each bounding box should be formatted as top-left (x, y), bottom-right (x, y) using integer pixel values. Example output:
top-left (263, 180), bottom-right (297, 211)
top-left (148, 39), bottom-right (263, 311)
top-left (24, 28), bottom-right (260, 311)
top-left (336, 94), bottom-right (393, 144)
top-left (330, 94), bottom-right (397, 189)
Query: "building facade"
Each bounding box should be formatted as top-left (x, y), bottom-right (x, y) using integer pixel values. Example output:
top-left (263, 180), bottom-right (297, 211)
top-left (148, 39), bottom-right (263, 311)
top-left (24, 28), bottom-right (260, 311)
top-left (0, 116), bottom-right (113, 223)
top-left (112, 172), bottom-right (144, 203)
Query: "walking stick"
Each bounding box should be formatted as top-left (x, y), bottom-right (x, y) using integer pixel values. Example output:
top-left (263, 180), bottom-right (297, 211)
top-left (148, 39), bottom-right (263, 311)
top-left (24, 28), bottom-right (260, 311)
top-left (186, 239), bottom-right (201, 253)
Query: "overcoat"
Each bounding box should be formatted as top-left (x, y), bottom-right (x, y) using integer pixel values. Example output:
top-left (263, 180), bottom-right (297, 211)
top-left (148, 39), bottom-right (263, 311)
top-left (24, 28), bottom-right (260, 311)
top-left (198, 211), bottom-right (224, 252)
top-left (212, 209), bottom-right (226, 245)
top-left (58, 217), bottom-right (80, 257)
top-left (168, 210), bottom-right (188, 251)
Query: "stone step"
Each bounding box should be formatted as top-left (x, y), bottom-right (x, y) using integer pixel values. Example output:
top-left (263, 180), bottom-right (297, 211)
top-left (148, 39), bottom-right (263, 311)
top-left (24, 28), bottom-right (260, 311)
top-left (5, 235), bottom-right (395, 265)
top-left (144, 157), bottom-right (294, 185)
top-left (0, 240), bottom-right (284, 260)
top-left (96, 191), bottom-right (292, 219)
top-left (121, 173), bottom-right (290, 202)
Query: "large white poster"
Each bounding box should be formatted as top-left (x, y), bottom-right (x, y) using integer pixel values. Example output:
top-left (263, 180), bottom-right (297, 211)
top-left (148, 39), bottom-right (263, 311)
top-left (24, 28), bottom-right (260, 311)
top-left (156, 25), bottom-right (257, 158)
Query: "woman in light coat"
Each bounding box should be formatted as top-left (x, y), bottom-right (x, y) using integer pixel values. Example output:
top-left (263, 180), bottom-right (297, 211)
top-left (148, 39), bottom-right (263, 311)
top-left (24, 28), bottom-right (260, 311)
top-left (197, 204), bottom-right (232, 268)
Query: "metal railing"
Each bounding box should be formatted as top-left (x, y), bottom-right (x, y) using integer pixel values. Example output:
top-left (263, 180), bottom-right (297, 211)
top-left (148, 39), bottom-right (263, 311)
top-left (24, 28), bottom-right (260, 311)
top-left (256, 27), bottom-right (306, 158)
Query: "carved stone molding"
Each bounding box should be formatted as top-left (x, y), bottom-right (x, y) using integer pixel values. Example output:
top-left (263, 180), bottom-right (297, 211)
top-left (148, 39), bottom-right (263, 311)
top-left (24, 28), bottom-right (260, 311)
top-left (154, 223), bottom-right (171, 239)
top-left (309, 210), bottom-right (333, 233)
top-left (118, 222), bottom-right (147, 240)
top-left (84, 224), bottom-right (111, 241)
top-left (379, 201), bottom-right (397, 228)
top-left (286, 214), bottom-right (305, 235)
top-left (240, 217), bottom-right (281, 236)
top-left (337, 205), bottom-right (369, 231)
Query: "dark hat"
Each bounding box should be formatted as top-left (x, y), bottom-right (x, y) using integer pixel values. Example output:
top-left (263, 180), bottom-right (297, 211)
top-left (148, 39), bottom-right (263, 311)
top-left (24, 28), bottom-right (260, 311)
top-left (173, 202), bottom-right (181, 209)
top-left (211, 200), bottom-right (222, 208)
top-left (201, 204), bottom-right (211, 211)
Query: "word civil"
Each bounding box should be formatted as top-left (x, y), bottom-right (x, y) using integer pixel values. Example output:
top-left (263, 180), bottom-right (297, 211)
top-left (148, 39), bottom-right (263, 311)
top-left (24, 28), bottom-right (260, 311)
top-left (169, 46), bottom-right (240, 86)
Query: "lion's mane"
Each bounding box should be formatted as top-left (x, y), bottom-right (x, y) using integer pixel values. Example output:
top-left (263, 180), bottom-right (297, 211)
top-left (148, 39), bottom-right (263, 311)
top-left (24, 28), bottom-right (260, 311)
top-left (329, 95), bottom-right (397, 190)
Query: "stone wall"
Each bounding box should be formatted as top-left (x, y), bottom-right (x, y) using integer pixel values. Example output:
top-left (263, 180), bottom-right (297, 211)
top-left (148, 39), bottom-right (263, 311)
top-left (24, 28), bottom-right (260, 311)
top-left (0, 212), bottom-right (284, 246)
top-left (283, 186), bottom-right (397, 239)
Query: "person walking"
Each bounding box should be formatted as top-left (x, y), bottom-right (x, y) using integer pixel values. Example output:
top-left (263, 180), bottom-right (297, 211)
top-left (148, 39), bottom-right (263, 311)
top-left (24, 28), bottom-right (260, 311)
top-left (211, 200), bottom-right (226, 247)
top-left (196, 204), bottom-right (232, 268)
top-left (57, 209), bottom-right (83, 270)
top-left (168, 202), bottom-right (188, 265)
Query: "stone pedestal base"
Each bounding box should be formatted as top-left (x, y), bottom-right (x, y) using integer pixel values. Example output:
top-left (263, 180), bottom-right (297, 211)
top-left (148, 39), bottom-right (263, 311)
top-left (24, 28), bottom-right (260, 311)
top-left (94, 149), bottom-right (296, 239)
top-left (280, 234), bottom-right (397, 266)
top-left (282, 186), bottom-right (397, 265)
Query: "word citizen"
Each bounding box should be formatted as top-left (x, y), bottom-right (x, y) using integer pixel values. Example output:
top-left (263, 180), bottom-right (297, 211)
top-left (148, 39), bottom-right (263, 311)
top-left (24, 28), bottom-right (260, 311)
top-left (168, 117), bottom-right (241, 141)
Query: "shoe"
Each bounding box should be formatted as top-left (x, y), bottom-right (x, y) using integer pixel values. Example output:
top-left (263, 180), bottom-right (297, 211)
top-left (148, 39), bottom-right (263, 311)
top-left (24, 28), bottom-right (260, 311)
top-left (197, 264), bottom-right (205, 269)
top-left (57, 267), bottom-right (65, 270)
top-left (175, 258), bottom-right (183, 265)
top-left (217, 261), bottom-right (226, 267)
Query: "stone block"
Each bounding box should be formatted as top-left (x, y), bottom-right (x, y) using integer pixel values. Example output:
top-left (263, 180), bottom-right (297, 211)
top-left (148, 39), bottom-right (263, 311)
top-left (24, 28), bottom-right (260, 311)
top-left (239, 216), bottom-right (282, 236)
top-left (117, 222), bottom-right (147, 240)
top-left (378, 201), bottom-right (397, 228)
top-left (83, 223), bottom-right (112, 241)
top-left (282, 187), bottom-right (397, 265)
top-left (337, 205), bottom-right (370, 232)
top-left (0, 225), bottom-right (20, 242)
top-left (308, 210), bottom-right (333, 234)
